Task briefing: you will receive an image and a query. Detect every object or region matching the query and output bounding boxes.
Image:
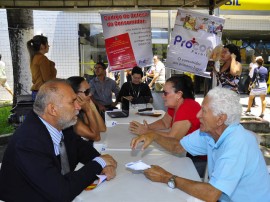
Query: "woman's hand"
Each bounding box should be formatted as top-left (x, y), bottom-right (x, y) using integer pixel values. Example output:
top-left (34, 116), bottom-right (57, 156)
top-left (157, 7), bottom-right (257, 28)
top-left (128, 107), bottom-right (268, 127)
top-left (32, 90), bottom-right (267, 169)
top-left (129, 120), bottom-right (149, 135)
top-left (89, 98), bottom-right (97, 110)
top-left (231, 53), bottom-right (236, 60)
top-left (77, 94), bottom-right (90, 111)
top-left (230, 53), bottom-right (242, 76)
top-left (130, 133), bottom-right (155, 150)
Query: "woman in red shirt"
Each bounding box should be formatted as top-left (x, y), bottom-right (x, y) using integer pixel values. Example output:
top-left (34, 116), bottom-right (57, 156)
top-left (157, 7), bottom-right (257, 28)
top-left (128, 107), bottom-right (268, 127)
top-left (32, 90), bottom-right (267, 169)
top-left (130, 75), bottom-right (206, 177)
top-left (130, 75), bottom-right (200, 140)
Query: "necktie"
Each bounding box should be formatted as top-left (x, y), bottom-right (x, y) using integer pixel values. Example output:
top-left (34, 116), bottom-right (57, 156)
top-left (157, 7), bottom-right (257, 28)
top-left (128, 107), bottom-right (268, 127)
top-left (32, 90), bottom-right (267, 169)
top-left (59, 136), bottom-right (70, 175)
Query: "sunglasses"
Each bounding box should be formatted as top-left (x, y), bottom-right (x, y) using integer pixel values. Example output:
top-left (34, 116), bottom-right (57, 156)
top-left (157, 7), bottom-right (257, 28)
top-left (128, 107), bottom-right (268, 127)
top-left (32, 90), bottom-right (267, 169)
top-left (77, 88), bottom-right (90, 96)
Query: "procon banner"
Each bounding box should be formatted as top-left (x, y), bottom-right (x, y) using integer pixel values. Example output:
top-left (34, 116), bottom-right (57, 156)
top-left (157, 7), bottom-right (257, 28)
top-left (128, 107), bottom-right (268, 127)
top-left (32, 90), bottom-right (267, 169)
top-left (166, 8), bottom-right (225, 77)
top-left (100, 10), bottom-right (152, 71)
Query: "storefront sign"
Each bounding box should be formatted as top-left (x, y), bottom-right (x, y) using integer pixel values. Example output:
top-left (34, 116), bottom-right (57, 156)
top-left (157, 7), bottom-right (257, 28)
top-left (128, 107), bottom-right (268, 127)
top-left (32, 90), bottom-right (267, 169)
top-left (166, 8), bottom-right (225, 77)
top-left (100, 10), bottom-right (152, 71)
top-left (220, 0), bottom-right (270, 11)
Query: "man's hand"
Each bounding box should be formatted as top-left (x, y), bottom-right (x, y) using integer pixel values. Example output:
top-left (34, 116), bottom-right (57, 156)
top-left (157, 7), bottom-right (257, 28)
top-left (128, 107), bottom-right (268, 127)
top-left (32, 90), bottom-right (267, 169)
top-left (129, 120), bottom-right (149, 135)
top-left (99, 154), bottom-right (117, 168)
top-left (130, 133), bottom-right (155, 150)
top-left (144, 165), bottom-right (172, 183)
top-left (102, 165), bottom-right (116, 180)
top-left (123, 96), bottom-right (133, 102)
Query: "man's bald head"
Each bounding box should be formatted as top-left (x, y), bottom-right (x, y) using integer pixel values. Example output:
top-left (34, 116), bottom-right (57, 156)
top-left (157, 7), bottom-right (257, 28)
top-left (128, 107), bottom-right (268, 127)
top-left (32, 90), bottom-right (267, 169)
top-left (33, 79), bottom-right (70, 116)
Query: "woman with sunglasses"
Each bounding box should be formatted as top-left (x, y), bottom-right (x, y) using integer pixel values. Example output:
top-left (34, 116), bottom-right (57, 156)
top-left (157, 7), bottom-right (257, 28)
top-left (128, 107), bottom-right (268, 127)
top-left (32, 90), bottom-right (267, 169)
top-left (130, 75), bottom-right (200, 140)
top-left (67, 76), bottom-right (106, 142)
top-left (130, 75), bottom-right (206, 177)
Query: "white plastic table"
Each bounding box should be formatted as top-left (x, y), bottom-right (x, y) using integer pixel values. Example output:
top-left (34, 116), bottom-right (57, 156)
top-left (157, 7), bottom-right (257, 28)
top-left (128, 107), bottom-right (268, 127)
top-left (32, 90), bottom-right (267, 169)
top-left (94, 124), bottom-right (171, 152)
top-left (74, 150), bottom-right (203, 202)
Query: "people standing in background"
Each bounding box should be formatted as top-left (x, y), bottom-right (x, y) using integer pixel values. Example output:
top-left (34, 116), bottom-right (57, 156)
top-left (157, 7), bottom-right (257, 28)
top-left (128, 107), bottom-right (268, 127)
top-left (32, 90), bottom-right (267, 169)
top-left (213, 44), bottom-right (242, 92)
top-left (117, 66), bottom-right (153, 110)
top-left (148, 55), bottom-right (166, 91)
top-left (142, 65), bottom-right (155, 89)
top-left (67, 76), bottom-right (106, 143)
top-left (0, 54), bottom-right (13, 96)
top-left (90, 62), bottom-right (120, 119)
top-left (245, 57), bottom-right (268, 118)
top-left (249, 55), bottom-right (258, 80)
top-left (114, 71), bottom-right (120, 86)
top-left (27, 35), bottom-right (57, 100)
top-left (125, 69), bottom-right (132, 83)
top-left (248, 55), bottom-right (260, 107)
top-left (84, 55), bottom-right (95, 83)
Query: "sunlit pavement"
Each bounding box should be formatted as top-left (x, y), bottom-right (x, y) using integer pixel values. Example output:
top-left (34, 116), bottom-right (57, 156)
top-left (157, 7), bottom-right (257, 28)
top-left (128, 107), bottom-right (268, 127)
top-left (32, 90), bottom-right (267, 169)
top-left (195, 94), bottom-right (270, 123)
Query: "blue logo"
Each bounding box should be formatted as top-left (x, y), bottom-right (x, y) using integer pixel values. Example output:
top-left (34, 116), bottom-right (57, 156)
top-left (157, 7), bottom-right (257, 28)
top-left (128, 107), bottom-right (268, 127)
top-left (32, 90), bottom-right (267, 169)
top-left (138, 58), bottom-right (151, 65)
top-left (173, 35), bottom-right (212, 56)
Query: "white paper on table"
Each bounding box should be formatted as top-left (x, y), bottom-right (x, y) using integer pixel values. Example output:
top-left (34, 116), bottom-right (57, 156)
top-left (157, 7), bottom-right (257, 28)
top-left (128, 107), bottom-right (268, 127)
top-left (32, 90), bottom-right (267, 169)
top-left (96, 175), bottom-right (107, 185)
top-left (93, 143), bottom-right (106, 153)
top-left (125, 160), bottom-right (151, 171)
top-left (85, 175), bottom-right (107, 190)
top-left (105, 120), bottom-right (118, 127)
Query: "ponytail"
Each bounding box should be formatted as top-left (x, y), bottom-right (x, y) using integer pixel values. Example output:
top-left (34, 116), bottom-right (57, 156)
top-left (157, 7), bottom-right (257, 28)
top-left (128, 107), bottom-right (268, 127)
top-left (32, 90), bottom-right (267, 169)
top-left (27, 35), bottom-right (48, 62)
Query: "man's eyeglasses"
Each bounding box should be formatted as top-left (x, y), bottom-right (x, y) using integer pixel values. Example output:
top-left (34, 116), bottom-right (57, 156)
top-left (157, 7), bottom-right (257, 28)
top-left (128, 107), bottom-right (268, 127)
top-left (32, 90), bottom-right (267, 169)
top-left (77, 88), bottom-right (91, 96)
top-left (162, 91), bottom-right (171, 96)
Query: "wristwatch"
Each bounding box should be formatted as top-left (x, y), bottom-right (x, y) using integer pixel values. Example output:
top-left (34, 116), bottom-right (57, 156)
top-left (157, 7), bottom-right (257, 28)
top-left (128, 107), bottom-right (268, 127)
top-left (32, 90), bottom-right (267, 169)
top-left (167, 175), bottom-right (177, 189)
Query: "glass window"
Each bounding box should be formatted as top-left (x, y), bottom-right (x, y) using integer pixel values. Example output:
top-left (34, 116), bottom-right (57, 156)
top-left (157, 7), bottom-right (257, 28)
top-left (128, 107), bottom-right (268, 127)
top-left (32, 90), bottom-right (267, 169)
top-left (78, 23), bottom-right (107, 77)
top-left (151, 28), bottom-right (168, 39)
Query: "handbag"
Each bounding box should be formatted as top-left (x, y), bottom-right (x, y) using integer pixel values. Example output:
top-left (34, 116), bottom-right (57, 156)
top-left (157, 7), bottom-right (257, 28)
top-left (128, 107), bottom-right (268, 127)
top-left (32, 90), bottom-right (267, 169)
top-left (248, 68), bottom-right (260, 91)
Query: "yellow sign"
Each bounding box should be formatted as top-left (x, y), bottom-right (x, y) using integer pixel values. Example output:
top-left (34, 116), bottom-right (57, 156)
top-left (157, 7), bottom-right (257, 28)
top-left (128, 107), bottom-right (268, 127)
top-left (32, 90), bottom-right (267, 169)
top-left (220, 0), bottom-right (270, 11)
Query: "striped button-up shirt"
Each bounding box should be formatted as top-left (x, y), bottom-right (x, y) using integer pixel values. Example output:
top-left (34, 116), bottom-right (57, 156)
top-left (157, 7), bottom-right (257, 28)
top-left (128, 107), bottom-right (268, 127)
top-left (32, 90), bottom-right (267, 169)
top-left (39, 117), bottom-right (106, 168)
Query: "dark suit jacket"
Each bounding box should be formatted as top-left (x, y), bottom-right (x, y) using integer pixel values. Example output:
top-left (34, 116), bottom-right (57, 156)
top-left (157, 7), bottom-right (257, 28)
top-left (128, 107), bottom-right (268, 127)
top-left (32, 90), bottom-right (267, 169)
top-left (0, 110), bottom-right (103, 202)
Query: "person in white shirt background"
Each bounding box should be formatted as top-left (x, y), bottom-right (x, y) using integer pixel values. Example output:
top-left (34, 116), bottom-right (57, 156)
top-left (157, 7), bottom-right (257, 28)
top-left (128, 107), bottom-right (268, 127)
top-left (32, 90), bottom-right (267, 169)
top-left (248, 55), bottom-right (262, 107)
top-left (249, 55), bottom-right (261, 80)
top-left (148, 55), bottom-right (166, 91)
top-left (0, 54), bottom-right (13, 96)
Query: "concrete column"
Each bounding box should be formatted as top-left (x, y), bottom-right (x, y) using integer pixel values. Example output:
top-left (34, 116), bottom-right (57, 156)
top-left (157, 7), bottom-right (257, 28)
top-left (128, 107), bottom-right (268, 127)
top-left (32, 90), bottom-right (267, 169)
top-left (7, 9), bottom-right (33, 105)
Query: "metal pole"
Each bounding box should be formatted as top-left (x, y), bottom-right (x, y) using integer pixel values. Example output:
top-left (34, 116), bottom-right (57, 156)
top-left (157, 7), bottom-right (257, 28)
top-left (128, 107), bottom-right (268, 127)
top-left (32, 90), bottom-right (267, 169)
top-left (166, 10), bottom-right (172, 78)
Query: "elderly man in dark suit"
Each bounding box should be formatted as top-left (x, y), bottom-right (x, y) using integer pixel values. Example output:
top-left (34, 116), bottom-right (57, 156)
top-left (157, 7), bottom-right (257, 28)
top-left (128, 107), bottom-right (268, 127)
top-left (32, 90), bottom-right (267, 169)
top-left (0, 79), bottom-right (117, 201)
